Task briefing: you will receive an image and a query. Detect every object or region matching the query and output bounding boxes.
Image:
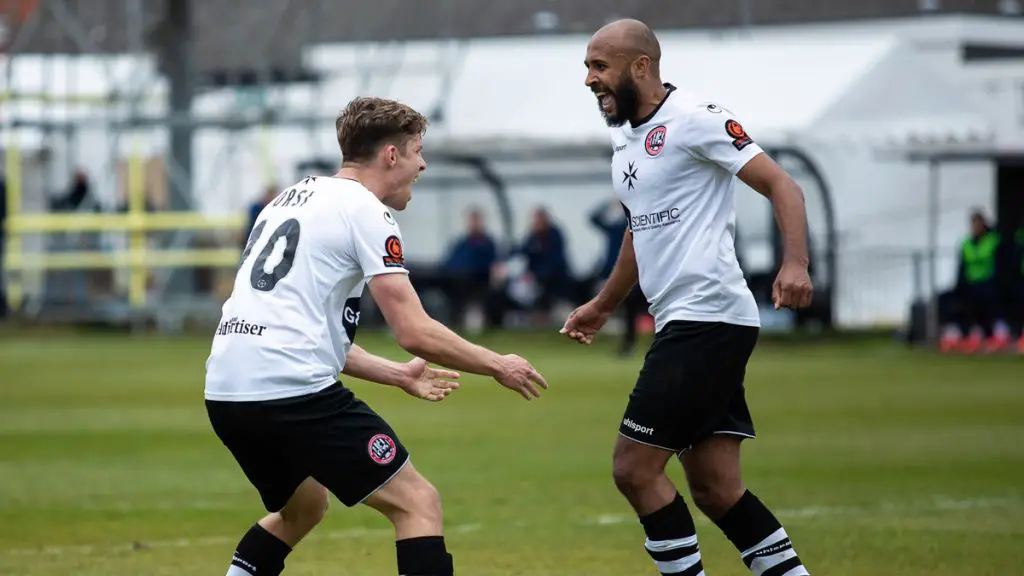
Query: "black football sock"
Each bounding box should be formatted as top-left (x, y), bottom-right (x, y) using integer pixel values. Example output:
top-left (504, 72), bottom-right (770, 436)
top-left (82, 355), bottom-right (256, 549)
top-left (396, 535), bottom-right (454, 576)
top-left (714, 490), bottom-right (810, 576)
top-left (638, 493), bottom-right (704, 575)
top-left (225, 523), bottom-right (292, 576)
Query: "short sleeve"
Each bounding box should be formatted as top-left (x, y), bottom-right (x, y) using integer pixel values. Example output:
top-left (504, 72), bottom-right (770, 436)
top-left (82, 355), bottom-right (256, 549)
top-left (347, 202), bottom-right (410, 279)
top-left (682, 104), bottom-right (764, 175)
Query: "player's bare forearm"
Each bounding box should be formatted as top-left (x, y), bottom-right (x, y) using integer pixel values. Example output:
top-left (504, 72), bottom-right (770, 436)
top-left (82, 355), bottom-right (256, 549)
top-left (341, 344), bottom-right (412, 389)
top-left (399, 319), bottom-right (503, 378)
top-left (595, 231), bottom-right (639, 311)
top-left (739, 154), bottom-right (809, 267)
top-left (368, 273), bottom-right (503, 378)
top-left (769, 181), bottom-right (809, 267)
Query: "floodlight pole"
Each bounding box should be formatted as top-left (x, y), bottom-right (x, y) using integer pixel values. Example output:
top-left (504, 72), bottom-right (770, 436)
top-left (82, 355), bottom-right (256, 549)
top-left (926, 158), bottom-right (940, 345)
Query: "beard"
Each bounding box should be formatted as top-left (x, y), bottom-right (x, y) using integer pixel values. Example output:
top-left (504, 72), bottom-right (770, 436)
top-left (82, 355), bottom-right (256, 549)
top-left (595, 72), bottom-right (641, 127)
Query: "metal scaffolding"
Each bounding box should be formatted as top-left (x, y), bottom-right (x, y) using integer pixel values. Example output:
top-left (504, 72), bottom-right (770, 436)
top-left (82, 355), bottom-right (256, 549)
top-left (1, 0), bottom-right (465, 328)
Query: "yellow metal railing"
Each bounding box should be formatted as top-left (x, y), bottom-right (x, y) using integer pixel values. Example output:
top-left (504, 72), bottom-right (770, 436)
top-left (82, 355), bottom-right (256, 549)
top-left (3, 133), bottom-right (246, 311)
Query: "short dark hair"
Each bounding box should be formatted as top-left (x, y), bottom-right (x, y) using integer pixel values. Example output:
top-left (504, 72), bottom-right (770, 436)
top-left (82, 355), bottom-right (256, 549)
top-left (335, 97), bottom-right (429, 164)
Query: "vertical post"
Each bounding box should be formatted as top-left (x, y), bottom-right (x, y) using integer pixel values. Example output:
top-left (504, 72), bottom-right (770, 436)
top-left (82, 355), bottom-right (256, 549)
top-left (163, 0), bottom-right (196, 295)
top-left (926, 158), bottom-right (941, 345)
top-left (127, 136), bottom-right (146, 309)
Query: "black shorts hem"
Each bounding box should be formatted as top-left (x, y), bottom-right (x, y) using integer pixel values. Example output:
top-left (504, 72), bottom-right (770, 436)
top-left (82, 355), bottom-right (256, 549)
top-left (617, 431), bottom-right (680, 453)
top-left (349, 453), bottom-right (412, 507)
top-left (677, 430), bottom-right (757, 455)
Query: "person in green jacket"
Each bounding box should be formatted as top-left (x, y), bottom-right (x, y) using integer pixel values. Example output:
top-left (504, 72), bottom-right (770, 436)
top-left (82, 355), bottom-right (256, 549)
top-left (941, 211), bottom-right (1009, 353)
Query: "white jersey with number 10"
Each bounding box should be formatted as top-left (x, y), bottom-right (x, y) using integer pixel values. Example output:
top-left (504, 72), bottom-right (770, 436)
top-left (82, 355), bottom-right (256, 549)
top-left (204, 176), bottom-right (409, 402)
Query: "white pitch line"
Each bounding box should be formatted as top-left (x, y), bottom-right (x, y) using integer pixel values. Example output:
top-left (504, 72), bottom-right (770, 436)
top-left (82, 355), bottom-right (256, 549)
top-left (582, 497), bottom-right (1019, 528)
top-left (1, 497), bottom-right (1016, 559)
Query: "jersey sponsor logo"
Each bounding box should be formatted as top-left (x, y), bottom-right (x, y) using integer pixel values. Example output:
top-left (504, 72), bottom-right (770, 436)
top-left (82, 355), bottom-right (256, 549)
top-left (368, 433), bottom-right (397, 465)
top-left (383, 235), bottom-right (405, 268)
top-left (614, 143), bottom-right (627, 152)
top-left (630, 208), bottom-right (681, 233)
top-left (342, 297), bottom-right (361, 342)
top-left (383, 210), bottom-right (396, 226)
top-left (704, 103), bottom-right (724, 114)
top-left (645, 125), bottom-right (667, 156)
top-left (622, 418), bottom-right (654, 436)
top-left (725, 119), bottom-right (754, 151)
top-left (215, 316), bottom-right (268, 337)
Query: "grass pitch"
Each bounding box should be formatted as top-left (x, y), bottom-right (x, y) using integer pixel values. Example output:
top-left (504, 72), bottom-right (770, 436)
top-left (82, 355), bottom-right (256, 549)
top-left (0, 329), bottom-right (1021, 575)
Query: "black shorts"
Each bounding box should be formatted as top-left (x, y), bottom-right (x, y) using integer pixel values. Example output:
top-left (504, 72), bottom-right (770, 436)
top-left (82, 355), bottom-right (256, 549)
top-left (619, 320), bottom-right (760, 453)
top-left (206, 383), bottom-right (410, 511)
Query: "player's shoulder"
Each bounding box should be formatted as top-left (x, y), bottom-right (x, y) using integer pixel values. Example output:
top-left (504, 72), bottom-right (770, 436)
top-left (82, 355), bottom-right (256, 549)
top-left (664, 90), bottom-right (740, 126)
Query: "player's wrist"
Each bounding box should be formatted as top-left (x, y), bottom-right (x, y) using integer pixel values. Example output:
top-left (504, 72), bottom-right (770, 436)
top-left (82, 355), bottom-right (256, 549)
top-left (483, 352), bottom-right (506, 379)
top-left (394, 360), bottom-right (418, 391)
top-left (781, 255), bottom-right (809, 268)
top-left (593, 292), bottom-right (620, 313)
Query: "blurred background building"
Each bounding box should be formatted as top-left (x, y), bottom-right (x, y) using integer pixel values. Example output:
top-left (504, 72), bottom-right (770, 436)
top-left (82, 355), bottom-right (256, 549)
top-left (1, 0), bottom-right (1023, 352)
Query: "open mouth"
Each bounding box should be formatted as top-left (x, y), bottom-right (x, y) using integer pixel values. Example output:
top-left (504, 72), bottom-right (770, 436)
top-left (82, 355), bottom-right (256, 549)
top-left (595, 92), bottom-right (614, 112)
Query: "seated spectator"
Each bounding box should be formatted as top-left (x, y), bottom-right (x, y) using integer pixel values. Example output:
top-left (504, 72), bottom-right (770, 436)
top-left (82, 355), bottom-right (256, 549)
top-left (940, 210), bottom-right (1010, 353)
top-left (514, 207), bottom-right (570, 316)
top-left (440, 208), bottom-right (499, 328)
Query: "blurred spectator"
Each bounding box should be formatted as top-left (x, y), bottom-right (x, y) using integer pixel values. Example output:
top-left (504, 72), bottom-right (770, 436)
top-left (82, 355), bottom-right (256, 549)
top-left (941, 210), bottom-right (1010, 353)
top-left (1015, 216), bottom-right (1024, 352)
top-left (588, 199), bottom-right (627, 282)
top-left (514, 207), bottom-right (570, 315)
top-left (440, 208), bottom-right (499, 329)
top-left (0, 174), bottom-right (7, 319)
top-left (588, 198), bottom-right (646, 355)
top-left (50, 169), bottom-right (94, 212)
top-left (244, 185), bottom-right (279, 246)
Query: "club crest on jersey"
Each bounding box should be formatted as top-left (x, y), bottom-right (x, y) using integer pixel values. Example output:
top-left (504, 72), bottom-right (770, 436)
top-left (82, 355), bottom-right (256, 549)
top-left (725, 119), bottom-right (754, 151)
top-left (645, 125), bottom-right (667, 157)
top-left (383, 235), bottom-right (405, 268)
top-left (368, 433), bottom-right (397, 465)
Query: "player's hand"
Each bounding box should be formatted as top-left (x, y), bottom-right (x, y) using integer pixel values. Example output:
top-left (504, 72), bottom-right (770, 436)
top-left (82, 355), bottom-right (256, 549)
top-left (772, 261), bottom-right (813, 310)
top-left (401, 358), bottom-right (460, 402)
top-left (494, 354), bottom-right (548, 401)
top-left (560, 299), bottom-right (613, 345)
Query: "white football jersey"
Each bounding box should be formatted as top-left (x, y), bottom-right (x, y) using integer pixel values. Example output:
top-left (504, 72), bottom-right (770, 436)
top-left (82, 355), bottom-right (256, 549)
top-left (610, 84), bottom-right (763, 332)
top-left (204, 176), bottom-right (409, 401)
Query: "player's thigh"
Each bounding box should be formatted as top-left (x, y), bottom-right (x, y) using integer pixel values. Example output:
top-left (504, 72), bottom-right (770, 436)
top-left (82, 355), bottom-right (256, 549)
top-left (362, 460), bottom-right (440, 518)
top-left (619, 321), bottom-right (758, 452)
top-left (289, 384), bottom-right (412, 508)
top-left (206, 399), bottom-right (307, 513)
top-left (680, 434), bottom-right (743, 493)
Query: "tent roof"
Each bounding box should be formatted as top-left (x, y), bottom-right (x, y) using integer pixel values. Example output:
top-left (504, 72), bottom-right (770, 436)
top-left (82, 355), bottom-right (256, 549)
top-left (305, 29), bottom-right (995, 151)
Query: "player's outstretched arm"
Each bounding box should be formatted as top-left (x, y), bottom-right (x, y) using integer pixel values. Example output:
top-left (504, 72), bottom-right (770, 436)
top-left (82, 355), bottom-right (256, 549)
top-left (561, 230), bottom-right (638, 344)
top-left (737, 153), bottom-right (813, 309)
top-left (368, 273), bottom-right (548, 400)
top-left (341, 344), bottom-right (460, 402)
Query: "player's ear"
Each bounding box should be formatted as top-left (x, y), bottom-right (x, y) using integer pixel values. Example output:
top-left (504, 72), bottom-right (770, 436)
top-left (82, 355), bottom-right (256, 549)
top-left (382, 143), bottom-right (399, 167)
top-left (632, 55), bottom-right (649, 77)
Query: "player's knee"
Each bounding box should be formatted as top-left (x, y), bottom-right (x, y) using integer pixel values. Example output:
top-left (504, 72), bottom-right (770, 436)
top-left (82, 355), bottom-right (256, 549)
top-left (405, 476), bottom-right (443, 524)
top-left (386, 472), bottom-right (443, 528)
top-left (281, 483), bottom-right (330, 529)
top-left (612, 454), bottom-right (660, 496)
top-left (688, 476), bottom-right (743, 519)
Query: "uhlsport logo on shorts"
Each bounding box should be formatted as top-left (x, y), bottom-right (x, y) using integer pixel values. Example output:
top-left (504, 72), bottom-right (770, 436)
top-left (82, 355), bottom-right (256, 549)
top-left (623, 418), bottom-right (654, 436)
top-left (368, 433), bottom-right (397, 465)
